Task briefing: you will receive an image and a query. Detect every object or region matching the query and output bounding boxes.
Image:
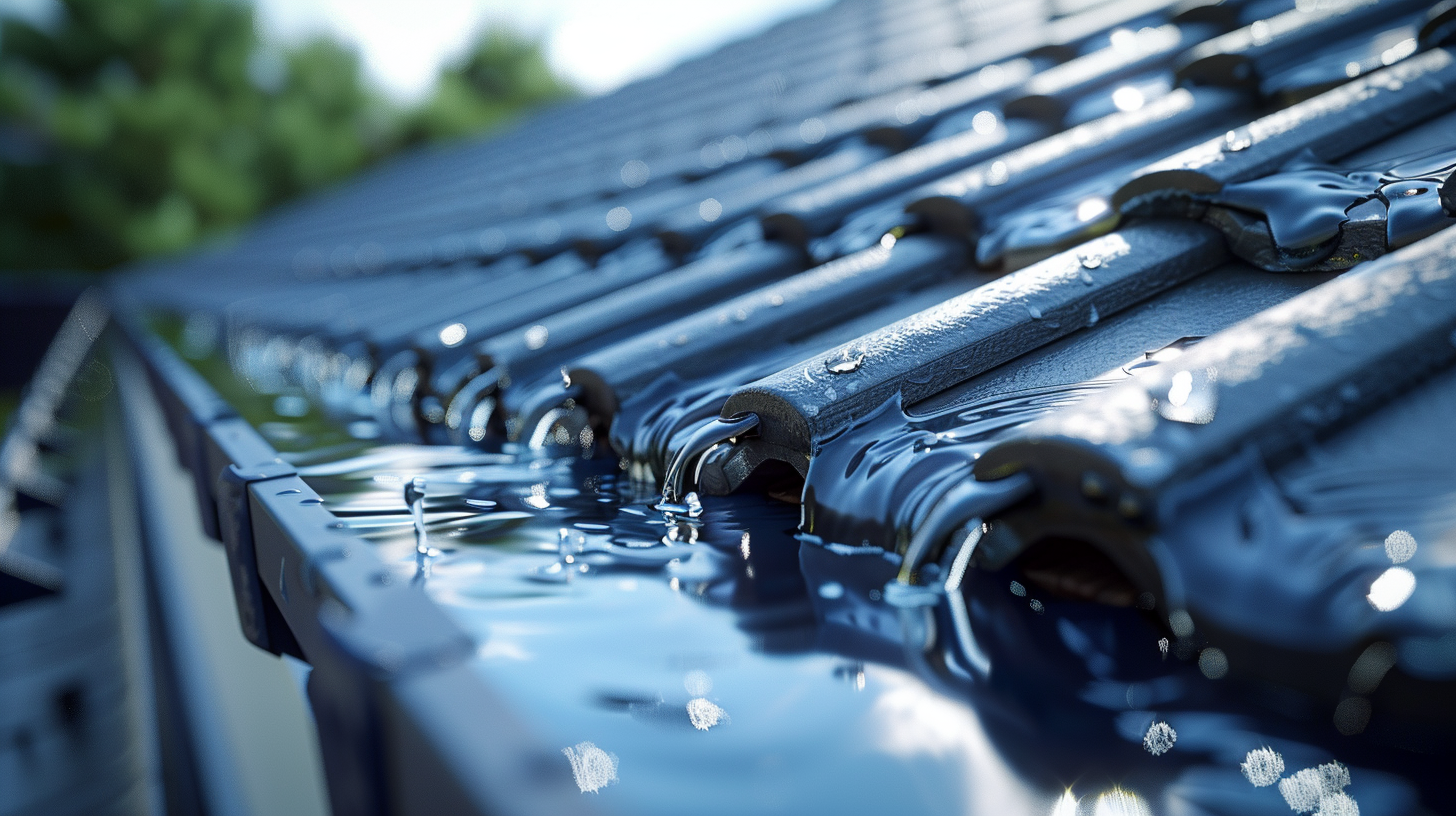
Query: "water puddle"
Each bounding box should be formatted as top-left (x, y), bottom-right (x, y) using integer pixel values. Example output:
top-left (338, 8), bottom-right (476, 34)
top-left (237, 368), bottom-right (1427, 814)
top-left (146, 274), bottom-right (1455, 815)
top-left (1208, 145), bottom-right (1456, 269)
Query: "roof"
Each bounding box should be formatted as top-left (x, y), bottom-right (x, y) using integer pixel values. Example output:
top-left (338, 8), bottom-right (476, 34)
top-left (112, 0), bottom-right (1456, 812)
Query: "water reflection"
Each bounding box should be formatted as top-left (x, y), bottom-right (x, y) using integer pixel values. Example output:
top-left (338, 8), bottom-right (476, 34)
top-left (1049, 790), bottom-right (1079, 816)
top-left (1143, 721), bottom-right (1177, 755)
top-left (238, 366), bottom-right (1448, 814)
top-left (1366, 567), bottom-right (1415, 612)
top-left (1204, 145), bottom-right (1456, 270)
top-left (563, 741), bottom-right (619, 793)
top-left (685, 697), bottom-right (727, 731)
top-left (1384, 530), bottom-right (1416, 564)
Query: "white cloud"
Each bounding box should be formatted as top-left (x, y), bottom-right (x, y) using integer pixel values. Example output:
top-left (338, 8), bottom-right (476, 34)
top-left (252, 0), bottom-right (834, 101)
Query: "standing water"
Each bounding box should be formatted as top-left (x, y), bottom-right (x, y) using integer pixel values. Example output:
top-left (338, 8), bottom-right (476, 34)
top-left (246, 397), bottom-right (1445, 815)
top-left (146, 303), bottom-right (1454, 816)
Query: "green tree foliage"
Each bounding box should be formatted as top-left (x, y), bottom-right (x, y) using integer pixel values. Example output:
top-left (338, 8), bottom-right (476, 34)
top-left (0, 0), bottom-right (574, 272)
top-left (402, 26), bottom-right (575, 146)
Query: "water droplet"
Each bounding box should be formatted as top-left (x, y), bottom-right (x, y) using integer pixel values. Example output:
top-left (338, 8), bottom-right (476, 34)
top-left (620, 159), bottom-right (650, 188)
top-left (1026, 304), bottom-right (1043, 319)
top-left (1143, 721), bottom-right (1176, 755)
top-left (558, 527), bottom-right (586, 558)
top-left (1316, 791), bottom-right (1361, 815)
top-left (438, 322), bottom-right (467, 347)
top-left (529, 559), bottom-right (572, 583)
top-left (1223, 130), bottom-right (1252, 152)
top-left (826, 351), bottom-right (865, 374)
top-left (895, 98), bottom-right (921, 125)
top-left (799, 118), bottom-right (826, 144)
top-left (818, 581), bottom-right (845, 599)
top-left (1278, 762), bottom-right (1351, 812)
top-left (971, 109), bottom-right (999, 134)
top-left (1367, 566), bottom-right (1415, 611)
top-left (605, 206), bottom-right (632, 232)
top-left (686, 698), bottom-right (726, 731)
top-left (654, 500), bottom-right (695, 520)
top-left (1347, 641), bottom-right (1397, 694)
top-left (986, 160), bottom-right (1010, 186)
top-left (720, 134), bottom-right (747, 162)
top-left (1080, 255), bottom-right (1102, 270)
top-left (1158, 368), bottom-right (1218, 424)
top-left (1086, 304), bottom-right (1099, 326)
top-left (405, 477), bottom-right (428, 555)
top-left (1241, 748), bottom-right (1284, 787)
top-left (1169, 609), bottom-right (1194, 637)
top-left (524, 325), bottom-right (549, 350)
top-left (700, 142), bottom-right (725, 168)
top-left (1198, 647), bottom-right (1229, 679)
top-left (562, 742), bottom-right (618, 793)
top-left (478, 227), bottom-right (507, 255)
top-left (1111, 86), bottom-right (1144, 112)
top-left (1385, 530), bottom-right (1416, 563)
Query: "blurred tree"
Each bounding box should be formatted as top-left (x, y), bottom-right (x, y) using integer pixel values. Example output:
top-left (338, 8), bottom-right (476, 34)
top-left (0, 0), bottom-right (573, 272)
top-left (402, 26), bottom-right (576, 146)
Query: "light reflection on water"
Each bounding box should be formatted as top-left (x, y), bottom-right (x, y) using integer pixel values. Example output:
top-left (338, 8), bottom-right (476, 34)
top-left (168, 314), bottom-right (1454, 813)
top-left (280, 437), bottom-right (1439, 814)
top-left (301, 442), bottom-right (1053, 812)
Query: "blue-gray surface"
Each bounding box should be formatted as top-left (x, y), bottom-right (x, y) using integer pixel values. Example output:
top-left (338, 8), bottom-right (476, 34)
top-left (106, 0), bottom-right (1456, 813)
